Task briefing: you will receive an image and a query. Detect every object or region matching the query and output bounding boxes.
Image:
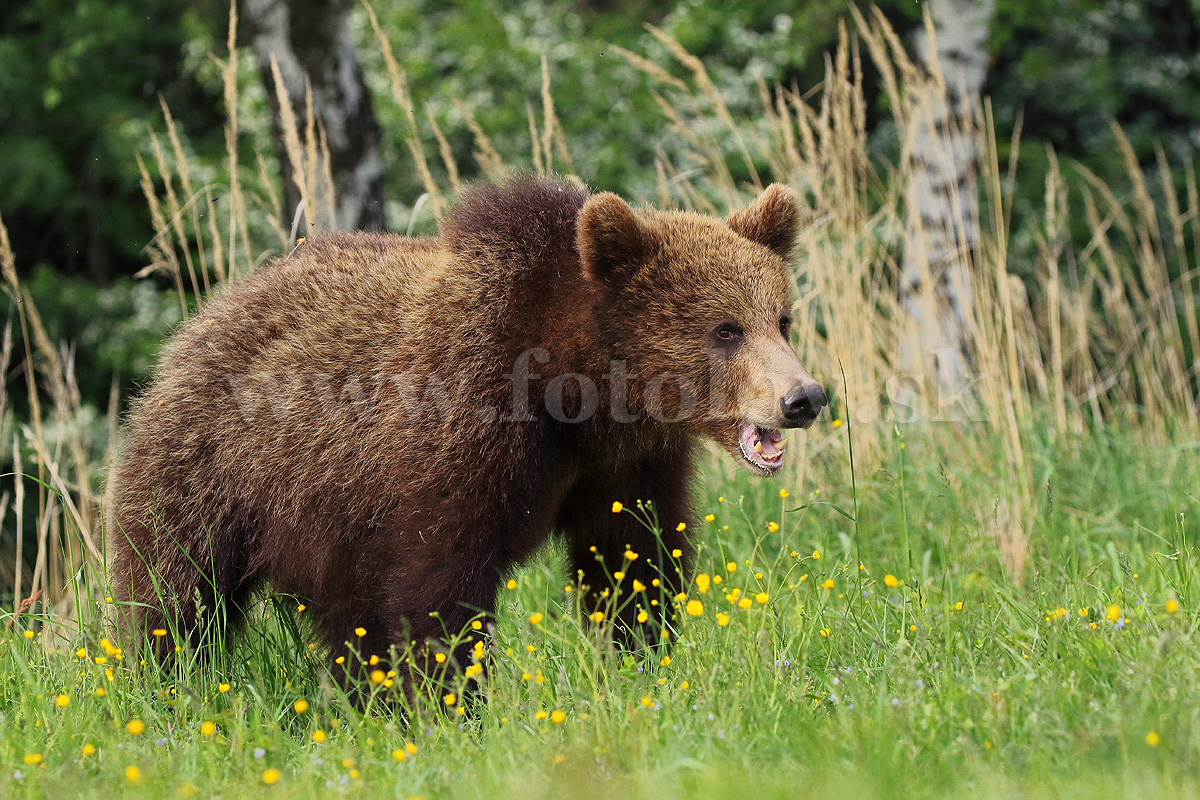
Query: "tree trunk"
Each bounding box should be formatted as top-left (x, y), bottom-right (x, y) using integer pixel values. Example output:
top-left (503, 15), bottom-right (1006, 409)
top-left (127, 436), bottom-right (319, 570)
top-left (900, 0), bottom-right (993, 396)
top-left (242, 0), bottom-right (386, 232)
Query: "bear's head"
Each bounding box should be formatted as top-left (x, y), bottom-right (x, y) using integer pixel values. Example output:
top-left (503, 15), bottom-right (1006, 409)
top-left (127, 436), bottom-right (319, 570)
top-left (577, 184), bottom-right (826, 475)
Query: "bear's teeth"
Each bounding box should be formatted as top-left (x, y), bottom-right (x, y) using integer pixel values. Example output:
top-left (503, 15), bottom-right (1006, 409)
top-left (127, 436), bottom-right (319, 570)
top-left (754, 441), bottom-right (763, 454)
top-left (777, 438), bottom-right (788, 451)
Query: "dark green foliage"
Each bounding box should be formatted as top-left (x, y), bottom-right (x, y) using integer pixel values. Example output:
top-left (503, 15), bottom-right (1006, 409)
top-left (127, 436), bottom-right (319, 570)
top-left (364, 0), bottom-right (920, 213)
top-left (988, 0), bottom-right (1200, 276)
top-left (0, 0), bottom-right (225, 280)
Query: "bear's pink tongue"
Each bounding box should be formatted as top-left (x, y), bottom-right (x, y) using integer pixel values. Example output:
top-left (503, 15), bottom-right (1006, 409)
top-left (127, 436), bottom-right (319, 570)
top-left (738, 422), bottom-right (787, 471)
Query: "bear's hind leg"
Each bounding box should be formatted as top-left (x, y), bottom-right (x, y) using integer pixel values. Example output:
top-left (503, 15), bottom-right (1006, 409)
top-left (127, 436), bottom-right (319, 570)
top-left (110, 512), bottom-right (253, 663)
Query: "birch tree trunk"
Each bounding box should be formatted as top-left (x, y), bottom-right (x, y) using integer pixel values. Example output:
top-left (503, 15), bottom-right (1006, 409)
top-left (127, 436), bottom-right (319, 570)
top-left (242, 0), bottom-right (386, 232)
top-left (900, 0), bottom-right (994, 398)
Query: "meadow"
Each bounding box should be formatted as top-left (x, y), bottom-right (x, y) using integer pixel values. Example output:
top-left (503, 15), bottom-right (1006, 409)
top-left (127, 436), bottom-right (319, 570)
top-left (1, 5), bottom-right (1199, 798)
top-left (1, 418), bottom-right (1198, 799)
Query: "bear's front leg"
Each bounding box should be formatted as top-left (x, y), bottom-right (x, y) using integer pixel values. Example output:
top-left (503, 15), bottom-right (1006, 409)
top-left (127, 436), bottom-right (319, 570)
top-left (557, 445), bottom-right (696, 650)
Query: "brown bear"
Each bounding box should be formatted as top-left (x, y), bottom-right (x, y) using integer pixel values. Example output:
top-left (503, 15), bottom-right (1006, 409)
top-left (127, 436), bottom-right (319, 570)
top-left (108, 176), bottom-right (826, 676)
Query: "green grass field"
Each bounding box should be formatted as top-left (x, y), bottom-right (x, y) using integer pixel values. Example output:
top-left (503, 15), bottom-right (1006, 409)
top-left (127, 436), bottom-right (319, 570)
top-left (1, 414), bottom-right (1197, 799)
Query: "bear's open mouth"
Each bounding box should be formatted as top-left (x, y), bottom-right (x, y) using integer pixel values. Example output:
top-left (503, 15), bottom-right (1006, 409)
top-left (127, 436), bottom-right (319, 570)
top-left (738, 422), bottom-right (787, 473)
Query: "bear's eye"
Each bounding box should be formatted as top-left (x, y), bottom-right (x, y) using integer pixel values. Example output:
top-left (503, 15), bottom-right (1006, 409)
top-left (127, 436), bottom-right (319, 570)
top-left (715, 322), bottom-right (743, 343)
top-left (779, 316), bottom-right (792, 338)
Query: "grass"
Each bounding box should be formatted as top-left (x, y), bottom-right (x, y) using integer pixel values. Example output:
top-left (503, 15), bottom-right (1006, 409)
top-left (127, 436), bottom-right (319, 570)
top-left (1, 415), bottom-right (1198, 799)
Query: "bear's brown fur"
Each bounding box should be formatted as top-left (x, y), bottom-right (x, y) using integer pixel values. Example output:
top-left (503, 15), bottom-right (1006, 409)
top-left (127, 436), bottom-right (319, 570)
top-left (108, 176), bottom-right (825, 675)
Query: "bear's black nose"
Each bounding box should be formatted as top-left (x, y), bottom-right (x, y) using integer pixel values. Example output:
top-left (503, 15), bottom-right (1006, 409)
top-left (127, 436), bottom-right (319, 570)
top-left (780, 383), bottom-right (827, 426)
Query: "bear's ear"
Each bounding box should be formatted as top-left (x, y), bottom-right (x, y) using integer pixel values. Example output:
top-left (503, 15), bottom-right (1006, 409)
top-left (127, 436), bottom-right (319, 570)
top-left (726, 183), bottom-right (800, 259)
top-left (577, 192), bottom-right (651, 285)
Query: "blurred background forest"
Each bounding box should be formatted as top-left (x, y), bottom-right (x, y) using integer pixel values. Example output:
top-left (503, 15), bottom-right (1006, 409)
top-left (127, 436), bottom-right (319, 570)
top-left (4, 0), bottom-right (1199, 404)
top-left (1, 0), bottom-right (1200, 608)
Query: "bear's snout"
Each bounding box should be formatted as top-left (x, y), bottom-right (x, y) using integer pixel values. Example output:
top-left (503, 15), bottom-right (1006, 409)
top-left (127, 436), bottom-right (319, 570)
top-left (779, 382), bottom-right (827, 427)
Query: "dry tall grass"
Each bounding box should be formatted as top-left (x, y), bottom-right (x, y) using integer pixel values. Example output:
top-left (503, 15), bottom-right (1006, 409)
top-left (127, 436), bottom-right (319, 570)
top-left (2, 3), bottom-right (1197, 620)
